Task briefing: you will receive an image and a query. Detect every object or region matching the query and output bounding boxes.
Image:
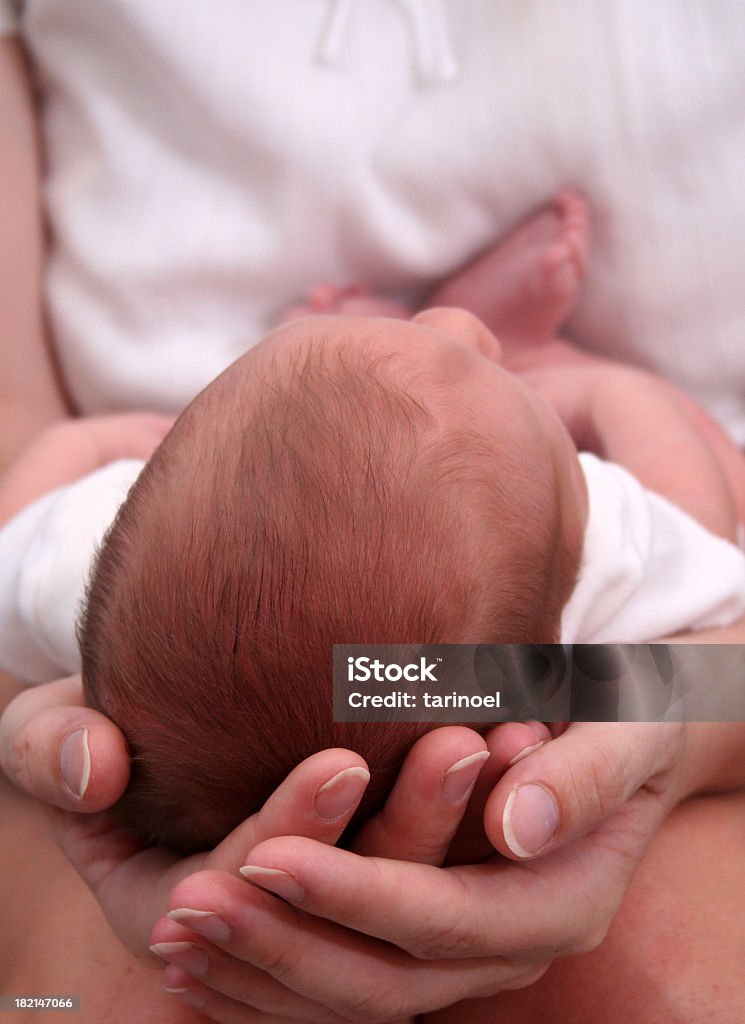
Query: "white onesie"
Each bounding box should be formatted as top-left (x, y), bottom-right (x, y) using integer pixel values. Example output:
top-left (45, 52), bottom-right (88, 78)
top-left (1, 452), bottom-right (743, 684)
top-left (560, 454), bottom-right (745, 643)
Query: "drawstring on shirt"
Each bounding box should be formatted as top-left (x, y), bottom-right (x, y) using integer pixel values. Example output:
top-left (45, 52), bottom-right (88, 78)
top-left (316, 0), bottom-right (459, 83)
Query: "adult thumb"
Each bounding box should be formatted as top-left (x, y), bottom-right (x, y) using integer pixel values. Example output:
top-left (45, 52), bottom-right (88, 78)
top-left (0, 675), bottom-right (130, 811)
top-left (483, 721), bottom-right (682, 859)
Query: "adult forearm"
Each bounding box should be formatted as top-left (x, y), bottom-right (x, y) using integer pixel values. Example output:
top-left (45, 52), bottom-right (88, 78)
top-left (0, 38), bottom-right (70, 475)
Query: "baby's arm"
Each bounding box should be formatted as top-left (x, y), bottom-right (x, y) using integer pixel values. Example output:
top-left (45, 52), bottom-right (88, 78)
top-left (0, 414), bottom-right (171, 682)
top-left (0, 38), bottom-right (70, 473)
top-left (522, 357), bottom-right (744, 542)
top-left (0, 413), bottom-right (172, 527)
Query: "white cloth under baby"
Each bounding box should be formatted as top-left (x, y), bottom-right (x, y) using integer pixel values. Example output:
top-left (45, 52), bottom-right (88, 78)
top-left (0, 460), bottom-right (144, 682)
top-left (560, 453), bottom-right (745, 643)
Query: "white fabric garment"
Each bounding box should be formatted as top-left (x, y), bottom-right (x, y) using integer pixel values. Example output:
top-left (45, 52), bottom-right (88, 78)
top-left (1, 1), bottom-right (745, 431)
top-left (560, 454), bottom-right (745, 643)
top-left (1, 452), bottom-right (744, 683)
top-left (0, 460), bottom-right (144, 681)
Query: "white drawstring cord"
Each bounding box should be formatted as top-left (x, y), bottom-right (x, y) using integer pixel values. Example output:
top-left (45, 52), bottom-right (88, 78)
top-left (316, 0), bottom-right (459, 83)
top-left (317, 0), bottom-right (356, 65)
top-left (401, 0), bottom-right (459, 82)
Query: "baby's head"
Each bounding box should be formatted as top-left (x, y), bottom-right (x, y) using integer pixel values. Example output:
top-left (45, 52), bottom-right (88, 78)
top-left (80, 309), bottom-right (586, 851)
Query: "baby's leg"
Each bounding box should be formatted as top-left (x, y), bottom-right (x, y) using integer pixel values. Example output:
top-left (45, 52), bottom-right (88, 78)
top-left (429, 189), bottom-right (589, 345)
top-left (280, 190), bottom-right (589, 340)
top-left (279, 283), bottom-right (409, 323)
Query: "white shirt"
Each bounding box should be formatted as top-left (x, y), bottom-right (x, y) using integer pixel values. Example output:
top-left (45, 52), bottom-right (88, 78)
top-left (1, 1), bottom-right (745, 432)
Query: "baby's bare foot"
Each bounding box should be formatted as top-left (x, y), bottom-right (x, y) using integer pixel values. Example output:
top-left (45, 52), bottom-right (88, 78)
top-left (279, 283), bottom-right (408, 324)
top-left (430, 188), bottom-right (590, 343)
top-left (538, 189), bottom-right (589, 319)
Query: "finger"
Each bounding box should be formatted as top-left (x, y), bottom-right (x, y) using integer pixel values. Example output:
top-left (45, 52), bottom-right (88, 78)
top-left (155, 869), bottom-right (543, 1021)
top-left (49, 749), bottom-right (371, 958)
top-left (206, 749), bottom-right (371, 871)
top-left (159, 959), bottom-right (543, 1024)
top-left (484, 721), bottom-right (682, 860)
top-left (0, 675), bottom-right (130, 811)
top-left (445, 721), bottom-right (553, 864)
top-left (161, 965), bottom-right (420, 1024)
top-left (465, 722), bottom-right (554, 825)
top-left (352, 726), bottom-right (489, 864)
top-left (235, 828), bottom-right (651, 961)
top-left (152, 946), bottom-right (350, 1022)
top-left (162, 979), bottom-right (337, 1024)
top-left (482, 721), bottom-right (552, 772)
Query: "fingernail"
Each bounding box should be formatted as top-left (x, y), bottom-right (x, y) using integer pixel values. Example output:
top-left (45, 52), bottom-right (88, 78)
top-left (314, 766), bottom-right (370, 821)
top-left (503, 784), bottom-right (559, 858)
top-left (239, 866), bottom-right (305, 902)
top-left (150, 942), bottom-right (208, 976)
top-left (60, 728), bottom-right (91, 801)
top-left (167, 908), bottom-right (231, 943)
top-left (507, 741), bottom-right (545, 766)
top-left (442, 750), bottom-right (490, 804)
top-left (164, 987), bottom-right (206, 1009)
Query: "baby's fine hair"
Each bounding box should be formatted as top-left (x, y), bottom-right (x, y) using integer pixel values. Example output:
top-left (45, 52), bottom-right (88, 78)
top-left (80, 335), bottom-right (575, 851)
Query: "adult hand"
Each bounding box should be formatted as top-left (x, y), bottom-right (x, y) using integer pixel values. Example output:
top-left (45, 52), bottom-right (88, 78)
top-left (0, 674), bottom-right (690, 1023)
top-left (149, 721), bottom-right (689, 1023)
top-left (0, 674), bottom-right (382, 957)
top-left (0, 669), bottom-right (543, 980)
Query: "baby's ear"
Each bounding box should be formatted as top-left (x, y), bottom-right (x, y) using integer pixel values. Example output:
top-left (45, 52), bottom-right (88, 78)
top-left (411, 308), bottom-right (503, 361)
